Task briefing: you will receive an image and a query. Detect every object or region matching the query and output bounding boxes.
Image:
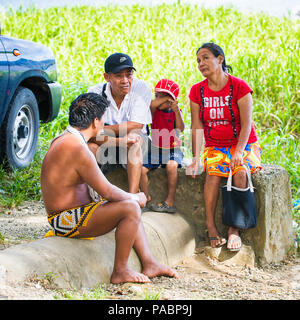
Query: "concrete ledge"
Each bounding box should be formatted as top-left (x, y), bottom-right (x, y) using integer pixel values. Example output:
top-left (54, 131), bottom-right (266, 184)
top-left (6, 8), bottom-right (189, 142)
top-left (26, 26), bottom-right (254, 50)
top-left (106, 164), bottom-right (294, 265)
top-left (0, 164), bottom-right (294, 289)
top-left (0, 211), bottom-right (196, 289)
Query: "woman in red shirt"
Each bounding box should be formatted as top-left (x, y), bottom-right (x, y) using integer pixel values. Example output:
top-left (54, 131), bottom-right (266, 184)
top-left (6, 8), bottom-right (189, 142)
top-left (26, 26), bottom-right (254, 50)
top-left (188, 42), bottom-right (262, 251)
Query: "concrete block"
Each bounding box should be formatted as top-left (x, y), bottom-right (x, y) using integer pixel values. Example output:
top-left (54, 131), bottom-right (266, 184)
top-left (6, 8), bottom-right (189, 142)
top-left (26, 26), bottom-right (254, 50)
top-left (106, 164), bottom-right (294, 265)
top-left (0, 211), bottom-right (196, 289)
top-left (204, 245), bottom-right (255, 267)
top-left (0, 164), bottom-right (293, 289)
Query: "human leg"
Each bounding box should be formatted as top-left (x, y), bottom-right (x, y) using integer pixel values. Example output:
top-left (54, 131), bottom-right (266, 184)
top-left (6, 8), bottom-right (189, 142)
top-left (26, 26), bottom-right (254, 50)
top-left (131, 216), bottom-right (178, 279)
top-left (126, 140), bottom-right (143, 193)
top-left (232, 168), bottom-right (247, 188)
top-left (77, 199), bottom-right (178, 282)
top-left (204, 173), bottom-right (226, 247)
top-left (226, 169), bottom-right (247, 251)
top-left (151, 149), bottom-right (181, 213)
top-left (164, 160), bottom-right (178, 207)
top-left (203, 143), bottom-right (261, 250)
top-left (140, 142), bottom-right (159, 203)
top-left (139, 166), bottom-right (151, 202)
top-left (77, 200), bottom-right (150, 283)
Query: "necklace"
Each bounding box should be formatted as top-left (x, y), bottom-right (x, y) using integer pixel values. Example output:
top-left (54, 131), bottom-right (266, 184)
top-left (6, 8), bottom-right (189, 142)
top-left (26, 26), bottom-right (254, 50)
top-left (66, 126), bottom-right (87, 145)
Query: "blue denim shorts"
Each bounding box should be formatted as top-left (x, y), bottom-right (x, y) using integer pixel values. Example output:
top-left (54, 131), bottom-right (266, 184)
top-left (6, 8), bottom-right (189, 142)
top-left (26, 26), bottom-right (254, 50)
top-left (143, 145), bottom-right (183, 169)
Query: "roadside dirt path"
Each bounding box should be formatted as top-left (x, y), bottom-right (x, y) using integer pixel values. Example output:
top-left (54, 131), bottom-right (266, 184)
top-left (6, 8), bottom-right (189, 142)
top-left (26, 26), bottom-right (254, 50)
top-left (0, 201), bottom-right (299, 300)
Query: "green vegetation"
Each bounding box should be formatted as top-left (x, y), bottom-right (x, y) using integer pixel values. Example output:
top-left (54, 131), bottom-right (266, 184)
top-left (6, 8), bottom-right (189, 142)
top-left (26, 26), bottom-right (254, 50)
top-left (0, 4), bottom-right (299, 215)
top-left (52, 284), bottom-right (160, 300)
top-left (55, 284), bottom-right (108, 300)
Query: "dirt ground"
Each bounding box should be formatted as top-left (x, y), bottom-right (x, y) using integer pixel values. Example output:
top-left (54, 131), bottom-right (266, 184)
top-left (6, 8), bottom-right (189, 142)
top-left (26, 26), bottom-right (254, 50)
top-left (0, 200), bottom-right (299, 300)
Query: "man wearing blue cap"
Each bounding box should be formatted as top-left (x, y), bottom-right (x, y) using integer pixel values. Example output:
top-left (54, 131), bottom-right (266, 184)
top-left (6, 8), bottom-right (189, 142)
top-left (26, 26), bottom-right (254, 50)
top-left (88, 53), bottom-right (152, 194)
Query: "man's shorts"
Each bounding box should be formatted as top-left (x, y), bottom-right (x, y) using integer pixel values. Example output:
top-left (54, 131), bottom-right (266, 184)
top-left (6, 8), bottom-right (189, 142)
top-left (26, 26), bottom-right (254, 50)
top-left (47, 199), bottom-right (107, 238)
top-left (143, 144), bottom-right (183, 169)
top-left (202, 142), bottom-right (262, 177)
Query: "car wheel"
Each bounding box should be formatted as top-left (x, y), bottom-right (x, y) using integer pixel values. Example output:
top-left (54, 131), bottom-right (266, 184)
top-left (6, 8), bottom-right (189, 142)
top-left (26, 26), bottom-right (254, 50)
top-left (2, 86), bottom-right (39, 169)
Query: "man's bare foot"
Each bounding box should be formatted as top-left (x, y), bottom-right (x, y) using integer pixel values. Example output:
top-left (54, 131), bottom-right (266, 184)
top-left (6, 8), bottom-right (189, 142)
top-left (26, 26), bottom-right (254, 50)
top-left (110, 268), bottom-right (151, 284)
top-left (142, 261), bottom-right (179, 279)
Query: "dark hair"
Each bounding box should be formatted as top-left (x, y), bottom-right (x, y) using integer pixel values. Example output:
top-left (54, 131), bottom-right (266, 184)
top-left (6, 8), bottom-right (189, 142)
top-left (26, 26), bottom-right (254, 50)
top-left (69, 92), bottom-right (108, 129)
top-left (196, 42), bottom-right (233, 73)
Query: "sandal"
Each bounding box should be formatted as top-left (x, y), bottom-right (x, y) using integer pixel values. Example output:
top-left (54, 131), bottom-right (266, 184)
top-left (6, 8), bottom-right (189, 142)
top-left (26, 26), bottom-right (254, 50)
top-left (205, 230), bottom-right (227, 248)
top-left (151, 201), bottom-right (176, 214)
top-left (141, 206), bottom-right (150, 213)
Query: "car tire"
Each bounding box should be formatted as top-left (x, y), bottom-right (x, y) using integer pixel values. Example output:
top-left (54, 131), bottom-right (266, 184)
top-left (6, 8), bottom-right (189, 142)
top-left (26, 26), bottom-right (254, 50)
top-left (1, 86), bottom-right (39, 169)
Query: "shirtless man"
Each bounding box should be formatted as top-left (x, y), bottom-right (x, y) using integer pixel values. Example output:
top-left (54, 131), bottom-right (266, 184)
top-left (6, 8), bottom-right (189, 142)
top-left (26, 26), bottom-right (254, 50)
top-left (41, 93), bottom-right (178, 284)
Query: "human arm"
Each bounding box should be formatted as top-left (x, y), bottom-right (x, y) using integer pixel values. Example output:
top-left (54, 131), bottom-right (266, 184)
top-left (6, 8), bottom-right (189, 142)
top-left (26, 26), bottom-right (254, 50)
top-left (170, 99), bottom-right (185, 132)
top-left (89, 133), bottom-right (141, 149)
top-left (186, 100), bottom-right (204, 178)
top-left (76, 144), bottom-right (146, 207)
top-left (150, 96), bottom-right (169, 115)
top-left (103, 121), bottom-right (143, 137)
top-left (229, 93), bottom-right (253, 169)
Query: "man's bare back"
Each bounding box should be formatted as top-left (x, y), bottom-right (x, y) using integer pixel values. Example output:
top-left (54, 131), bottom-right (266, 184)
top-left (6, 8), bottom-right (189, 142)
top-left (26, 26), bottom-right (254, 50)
top-left (41, 132), bottom-right (93, 214)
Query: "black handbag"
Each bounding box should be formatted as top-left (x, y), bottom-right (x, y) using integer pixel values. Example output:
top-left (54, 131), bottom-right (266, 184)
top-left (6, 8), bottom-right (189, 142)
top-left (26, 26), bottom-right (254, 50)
top-left (221, 164), bottom-right (257, 230)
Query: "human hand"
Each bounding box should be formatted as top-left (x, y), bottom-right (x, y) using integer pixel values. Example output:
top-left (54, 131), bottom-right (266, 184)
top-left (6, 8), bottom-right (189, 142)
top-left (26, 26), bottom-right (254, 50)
top-left (186, 160), bottom-right (199, 179)
top-left (132, 192), bottom-right (147, 208)
top-left (229, 150), bottom-right (243, 170)
top-left (128, 132), bottom-right (142, 149)
top-left (151, 96), bottom-right (169, 111)
top-left (120, 133), bottom-right (141, 148)
top-left (169, 99), bottom-right (180, 113)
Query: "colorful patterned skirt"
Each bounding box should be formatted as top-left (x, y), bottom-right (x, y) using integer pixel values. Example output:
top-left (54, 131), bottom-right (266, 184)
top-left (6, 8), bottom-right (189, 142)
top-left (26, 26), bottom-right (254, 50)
top-left (202, 142), bottom-right (262, 177)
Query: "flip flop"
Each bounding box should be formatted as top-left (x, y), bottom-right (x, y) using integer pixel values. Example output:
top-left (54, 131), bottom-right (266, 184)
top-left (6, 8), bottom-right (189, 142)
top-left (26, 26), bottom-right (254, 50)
top-left (151, 201), bottom-right (176, 214)
top-left (227, 234), bottom-right (242, 252)
top-left (205, 230), bottom-right (227, 248)
top-left (141, 206), bottom-right (150, 213)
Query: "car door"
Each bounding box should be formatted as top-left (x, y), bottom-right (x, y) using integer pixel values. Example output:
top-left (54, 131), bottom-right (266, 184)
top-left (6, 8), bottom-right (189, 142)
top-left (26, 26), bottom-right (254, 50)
top-left (0, 37), bottom-right (9, 127)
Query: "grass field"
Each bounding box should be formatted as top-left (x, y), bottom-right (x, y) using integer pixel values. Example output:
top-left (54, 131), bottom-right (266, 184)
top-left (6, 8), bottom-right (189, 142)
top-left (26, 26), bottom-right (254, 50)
top-left (0, 4), bottom-right (299, 227)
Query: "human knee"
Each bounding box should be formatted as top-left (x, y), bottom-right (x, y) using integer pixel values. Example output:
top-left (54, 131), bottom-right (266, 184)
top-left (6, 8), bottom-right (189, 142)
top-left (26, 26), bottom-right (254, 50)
top-left (141, 166), bottom-right (149, 176)
top-left (233, 169), bottom-right (247, 187)
top-left (123, 200), bottom-right (142, 221)
top-left (166, 160), bottom-right (178, 171)
top-left (233, 169), bottom-right (247, 181)
top-left (205, 173), bottom-right (221, 186)
top-left (127, 144), bottom-right (142, 165)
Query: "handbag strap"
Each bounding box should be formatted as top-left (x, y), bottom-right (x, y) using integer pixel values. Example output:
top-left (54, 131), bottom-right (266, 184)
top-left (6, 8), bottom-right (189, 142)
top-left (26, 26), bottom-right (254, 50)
top-left (226, 163), bottom-right (254, 192)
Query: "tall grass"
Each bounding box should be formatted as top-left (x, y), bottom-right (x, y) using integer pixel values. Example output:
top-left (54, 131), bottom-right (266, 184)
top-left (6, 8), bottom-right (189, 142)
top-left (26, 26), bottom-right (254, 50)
top-left (0, 4), bottom-right (299, 207)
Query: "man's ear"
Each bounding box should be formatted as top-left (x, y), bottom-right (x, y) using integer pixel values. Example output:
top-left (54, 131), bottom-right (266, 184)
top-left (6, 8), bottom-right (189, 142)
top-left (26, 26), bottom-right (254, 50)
top-left (103, 73), bottom-right (110, 82)
top-left (92, 117), bottom-right (99, 129)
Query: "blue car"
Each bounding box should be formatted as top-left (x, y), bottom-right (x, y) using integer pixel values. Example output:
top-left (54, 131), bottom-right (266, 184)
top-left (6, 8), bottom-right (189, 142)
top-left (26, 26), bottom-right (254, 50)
top-left (0, 28), bottom-right (61, 168)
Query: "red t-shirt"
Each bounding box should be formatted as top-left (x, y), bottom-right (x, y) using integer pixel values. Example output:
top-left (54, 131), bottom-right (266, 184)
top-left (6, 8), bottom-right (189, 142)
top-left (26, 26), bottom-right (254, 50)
top-left (151, 109), bottom-right (181, 149)
top-left (189, 74), bottom-right (258, 147)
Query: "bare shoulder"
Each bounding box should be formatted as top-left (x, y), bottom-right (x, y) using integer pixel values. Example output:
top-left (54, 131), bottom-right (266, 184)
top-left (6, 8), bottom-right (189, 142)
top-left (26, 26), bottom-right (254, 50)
top-left (52, 133), bottom-right (82, 151)
top-left (45, 133), bottom-right (89, 165)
